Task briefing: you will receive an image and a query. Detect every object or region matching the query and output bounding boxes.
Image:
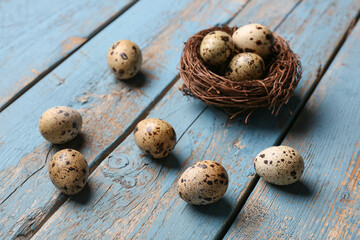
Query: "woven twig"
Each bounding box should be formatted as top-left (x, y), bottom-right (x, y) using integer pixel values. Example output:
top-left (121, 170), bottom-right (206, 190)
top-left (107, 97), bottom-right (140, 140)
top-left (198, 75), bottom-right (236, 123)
top-left (180, 26), bottom-right (302, 121)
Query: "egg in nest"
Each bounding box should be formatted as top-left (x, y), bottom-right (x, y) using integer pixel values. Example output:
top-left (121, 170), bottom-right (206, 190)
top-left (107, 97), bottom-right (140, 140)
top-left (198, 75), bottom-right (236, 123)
top-left (232, 23), bottom-right (274, 59)
top-left (199, 31), bottom-right (234, 66)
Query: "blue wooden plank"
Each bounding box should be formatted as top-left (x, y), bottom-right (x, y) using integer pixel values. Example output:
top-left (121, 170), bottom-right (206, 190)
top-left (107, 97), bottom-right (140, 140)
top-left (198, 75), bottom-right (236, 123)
top-left (37, 83), bottom-right (208, 239)
top-left (225, 20), bottom-right (360, 240)
top-left (0, 0), bottom-right (249, 238)
top-left (31, 0), bottom-right (360, 239)
top-left (0, 0), bottom-right (134, 111)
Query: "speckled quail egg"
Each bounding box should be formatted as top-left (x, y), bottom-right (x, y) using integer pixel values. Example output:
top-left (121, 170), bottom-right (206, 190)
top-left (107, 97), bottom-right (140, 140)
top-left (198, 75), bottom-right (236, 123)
top-left (107, 40), bottom-right (142, 79)
top-left (200, 31), bottom-right (234, 66)
top-left (177, 160), bottom-right (229, 205)
top-left (233, 23), bottom-right (274, 59)
top-left (254, 146), bottom-right (304, 185)
top-left (48, 149), bottom-right (89, 195)
top-left (39, 106), bottom-right (82, 144)
top-left (134, 118), bottom-right (176, 158)
top-left (226, 53), bottom-right (265, 81)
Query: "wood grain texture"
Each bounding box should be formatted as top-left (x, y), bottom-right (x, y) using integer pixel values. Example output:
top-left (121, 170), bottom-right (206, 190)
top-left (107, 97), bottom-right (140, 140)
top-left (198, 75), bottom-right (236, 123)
top-left (0, 0), bottom-right (135, 111)
top-left (33, 0), bottom-right (360, 239)
top-left (0, 0), bottom-right (249, 239)
top-left (225, 21), bottom-right (360, 240)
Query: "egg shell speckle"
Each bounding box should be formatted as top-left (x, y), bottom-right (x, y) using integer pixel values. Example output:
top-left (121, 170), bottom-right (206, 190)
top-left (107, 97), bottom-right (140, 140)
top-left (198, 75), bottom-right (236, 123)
top-left (48, 149), bottom-right (89, 195)
top-left (226, 53), bottom-right (265, 81)
top-left (200, 31), bottom-right (234, 66)
top-left (134, 118), bottom-right (176, 159)
top-left (232, 23), bottom-right (274, 59)
top-left (177, 160), bottom-right (229, 205)
top-left (107, 40), bottom-right (142, 80)
top-left (254, 146), bottom-right (304, 185)
top-left (39, 106), bottom-right (82, 144)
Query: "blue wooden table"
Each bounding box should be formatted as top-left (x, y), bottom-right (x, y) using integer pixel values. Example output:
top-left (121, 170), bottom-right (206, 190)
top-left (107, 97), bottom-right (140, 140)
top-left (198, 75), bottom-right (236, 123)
top-left (0, 0), bottom-right (359, 239)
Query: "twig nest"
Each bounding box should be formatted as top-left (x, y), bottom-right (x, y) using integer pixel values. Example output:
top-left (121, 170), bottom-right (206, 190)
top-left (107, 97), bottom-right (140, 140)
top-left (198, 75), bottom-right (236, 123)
top-left (180, 25), bottom-right (302, 121)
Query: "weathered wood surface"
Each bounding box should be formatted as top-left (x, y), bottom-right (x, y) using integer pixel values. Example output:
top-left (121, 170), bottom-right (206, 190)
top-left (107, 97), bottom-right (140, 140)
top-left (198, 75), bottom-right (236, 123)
top-left (32, 0), bottom-right (360, 239)
top-left (0, 0), bottom-right (250, 238)
top-left (225, 21), bottom-right (360, 240)
top-left (0, 0), bottom-right (136, 112)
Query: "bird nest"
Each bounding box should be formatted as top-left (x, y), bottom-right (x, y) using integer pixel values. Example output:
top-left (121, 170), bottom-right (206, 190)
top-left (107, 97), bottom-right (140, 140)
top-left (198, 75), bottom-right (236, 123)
top-left (179, 26), bottom-right (302, 122)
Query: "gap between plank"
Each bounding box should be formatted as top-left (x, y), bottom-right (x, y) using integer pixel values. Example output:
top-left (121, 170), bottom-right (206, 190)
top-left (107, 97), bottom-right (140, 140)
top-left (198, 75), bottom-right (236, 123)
top-left (215, 9), bottom-right (360, 240)
top-left (0, 0), bottom-right (139, 114)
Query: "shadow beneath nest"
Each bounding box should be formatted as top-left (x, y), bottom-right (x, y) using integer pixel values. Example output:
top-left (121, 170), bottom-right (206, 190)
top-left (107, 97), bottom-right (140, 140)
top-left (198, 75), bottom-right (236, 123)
top-left (242, 94), bottom-right (303, 129)
top-left (281, 93), bottom-right (320, 135)
top-left (203, 93), bottom-right (316, 136)
top-left (205, 105), bottom-right (279, 133)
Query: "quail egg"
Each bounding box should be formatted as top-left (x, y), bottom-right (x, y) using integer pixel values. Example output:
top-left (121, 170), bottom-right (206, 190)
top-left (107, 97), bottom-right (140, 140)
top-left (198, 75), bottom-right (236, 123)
top-left (107, 40), bottom-right (142, 79)
top-left (48, 149), bottom-right (89, 195)
top-left (39, 106), bottom-right (82, 144)
top-left (254, 146), bottom-right (304, 185)
top-left (226, 53), bottom-right (265, 81)
top-left (177, 160), bottom-right (229, 205)
top-left (134, 118), bottom-right (176, 158)
top-left (200, 31), bottom-right (234, 66)
top-left (233, 23), bottom-right (274, 59)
